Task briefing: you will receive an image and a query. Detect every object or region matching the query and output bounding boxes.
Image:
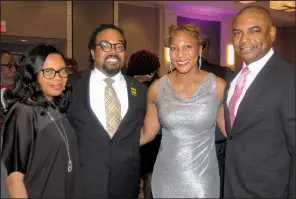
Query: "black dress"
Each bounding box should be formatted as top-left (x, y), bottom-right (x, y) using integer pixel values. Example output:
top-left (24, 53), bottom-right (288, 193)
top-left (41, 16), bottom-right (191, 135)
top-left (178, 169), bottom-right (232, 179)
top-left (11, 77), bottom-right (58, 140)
top-left (1, 102), bottom-right (81, 198)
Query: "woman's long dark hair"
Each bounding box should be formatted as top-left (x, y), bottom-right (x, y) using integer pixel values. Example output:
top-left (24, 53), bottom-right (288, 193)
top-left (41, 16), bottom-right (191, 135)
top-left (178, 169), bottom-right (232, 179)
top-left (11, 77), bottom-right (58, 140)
top-left (3, 43), bottom-right (72, 114)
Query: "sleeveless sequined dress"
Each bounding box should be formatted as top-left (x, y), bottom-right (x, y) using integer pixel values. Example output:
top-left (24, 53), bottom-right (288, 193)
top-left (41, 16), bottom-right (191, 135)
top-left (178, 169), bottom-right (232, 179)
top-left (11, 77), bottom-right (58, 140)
top-left (151, 73), bottom-right (220, 198)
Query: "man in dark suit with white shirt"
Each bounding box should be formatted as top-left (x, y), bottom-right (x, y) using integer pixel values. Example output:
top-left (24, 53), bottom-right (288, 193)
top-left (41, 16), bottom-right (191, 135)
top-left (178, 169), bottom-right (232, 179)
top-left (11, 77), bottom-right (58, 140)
top-left (224, 5), bottom-right (295, 198)
top-left (66, 24), bottom-right (147, 198)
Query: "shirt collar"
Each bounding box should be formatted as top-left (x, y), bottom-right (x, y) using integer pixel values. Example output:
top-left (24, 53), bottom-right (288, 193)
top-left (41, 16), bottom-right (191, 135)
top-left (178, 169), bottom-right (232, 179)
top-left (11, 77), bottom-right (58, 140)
top-left (242, 48), bottom-right (274, 75)
top-left (92, 67), bottom-right (124, 83)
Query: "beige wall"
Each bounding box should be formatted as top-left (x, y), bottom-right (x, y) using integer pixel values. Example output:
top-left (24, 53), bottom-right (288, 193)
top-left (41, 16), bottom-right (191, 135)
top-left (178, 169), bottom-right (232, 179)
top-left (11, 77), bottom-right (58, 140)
top-left (1, 1), bottom-right (67, 38)
top-left (118, 4), bottom-right (159, 66)
top-left (72, 1), bottom-right (114, 70)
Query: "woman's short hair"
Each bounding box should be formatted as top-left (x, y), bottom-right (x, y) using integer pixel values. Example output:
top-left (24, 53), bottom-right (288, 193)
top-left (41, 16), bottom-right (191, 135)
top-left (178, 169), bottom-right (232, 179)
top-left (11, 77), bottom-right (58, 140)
top-left (3, 43), bottom-right (71, 114)
top-left (164, 23), bottom-right (207, 48)
top-left (127, 49), bottom-right (160, 77)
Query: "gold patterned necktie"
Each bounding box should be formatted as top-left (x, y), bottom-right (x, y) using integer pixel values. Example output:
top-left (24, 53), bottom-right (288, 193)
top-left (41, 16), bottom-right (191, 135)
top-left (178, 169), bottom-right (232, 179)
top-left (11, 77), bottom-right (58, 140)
top-left (104, 78), bottom-right (122, 138)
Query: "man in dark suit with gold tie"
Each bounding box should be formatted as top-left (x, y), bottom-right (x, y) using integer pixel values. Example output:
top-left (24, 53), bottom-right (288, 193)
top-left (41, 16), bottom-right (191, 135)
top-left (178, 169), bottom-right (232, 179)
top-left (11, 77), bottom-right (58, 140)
top-left (67, 24), bottom-right (147, 198)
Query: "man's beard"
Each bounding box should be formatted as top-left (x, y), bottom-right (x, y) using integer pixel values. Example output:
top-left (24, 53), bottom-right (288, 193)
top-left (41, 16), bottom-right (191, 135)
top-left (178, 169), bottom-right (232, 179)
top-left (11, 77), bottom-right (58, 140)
top-left (101, 55), bottom-right (123, 76)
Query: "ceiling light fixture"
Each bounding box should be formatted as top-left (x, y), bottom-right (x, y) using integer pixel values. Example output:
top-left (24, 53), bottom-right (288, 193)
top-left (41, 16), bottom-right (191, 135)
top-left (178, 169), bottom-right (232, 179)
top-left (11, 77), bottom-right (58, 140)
top-left (234, 1), bottom-right (256, 4)
top-left (270, 1), bottom-right (295, 12)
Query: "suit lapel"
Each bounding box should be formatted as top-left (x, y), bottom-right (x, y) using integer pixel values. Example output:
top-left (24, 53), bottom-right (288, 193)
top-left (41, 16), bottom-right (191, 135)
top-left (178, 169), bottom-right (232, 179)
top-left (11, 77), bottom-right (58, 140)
top-left (230, 54), bottom-right (278, 134)
top-left (113, 75), bottom-right (138, 141)
top-left (69, 68), bottom-right (109, 139)
top-left (70, 71), bottom-right (139, 141)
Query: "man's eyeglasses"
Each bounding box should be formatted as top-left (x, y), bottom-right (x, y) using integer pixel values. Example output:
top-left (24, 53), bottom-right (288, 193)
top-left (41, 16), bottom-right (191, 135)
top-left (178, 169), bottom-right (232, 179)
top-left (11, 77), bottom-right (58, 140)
top-left (40, 67), bottom-right (70, 79)
top-left (95, 41), bottom-right (126, 53)
top-left (1, 62), bottom-right (16, 69)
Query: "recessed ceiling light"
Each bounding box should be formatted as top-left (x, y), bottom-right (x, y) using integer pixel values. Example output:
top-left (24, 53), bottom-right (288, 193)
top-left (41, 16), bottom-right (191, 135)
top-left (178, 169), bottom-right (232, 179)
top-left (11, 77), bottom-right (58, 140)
top-left (20, 39), bottom-right (27, 42)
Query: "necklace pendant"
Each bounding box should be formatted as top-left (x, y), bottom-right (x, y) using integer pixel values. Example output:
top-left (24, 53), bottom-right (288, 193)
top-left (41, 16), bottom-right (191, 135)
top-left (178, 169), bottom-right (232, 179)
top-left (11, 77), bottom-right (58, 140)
top-left (68, 160), bottom-right (73, 172)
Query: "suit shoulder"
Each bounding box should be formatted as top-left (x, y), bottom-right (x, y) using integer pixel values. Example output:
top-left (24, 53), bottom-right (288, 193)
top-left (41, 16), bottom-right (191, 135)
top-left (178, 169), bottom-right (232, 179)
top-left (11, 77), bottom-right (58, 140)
top-left (68, 70), bottom-right (88, 87)
top-left (126, 76), bottom-right (147, 89)
top-left (276, 57), bottom-right (295, 77)
top-left (68, 70), bottom-right (85, 80)
top-left (281, 59), bottom-right (295, 72)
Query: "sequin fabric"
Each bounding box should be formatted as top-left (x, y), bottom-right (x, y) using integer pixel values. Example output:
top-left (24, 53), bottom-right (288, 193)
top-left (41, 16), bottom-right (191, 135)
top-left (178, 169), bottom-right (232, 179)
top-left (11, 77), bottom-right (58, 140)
top-left (152, 73), bottom-right (220, 198)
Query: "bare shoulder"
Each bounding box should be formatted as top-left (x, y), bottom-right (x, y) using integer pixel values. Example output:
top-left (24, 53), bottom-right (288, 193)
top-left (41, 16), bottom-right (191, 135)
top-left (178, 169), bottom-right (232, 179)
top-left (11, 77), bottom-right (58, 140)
top-left (216, 76), bottom-right (226, 89)
top-left (147, 78), bottom-right (161, 103)
top-left (215, 76), bottom-right (226, 101)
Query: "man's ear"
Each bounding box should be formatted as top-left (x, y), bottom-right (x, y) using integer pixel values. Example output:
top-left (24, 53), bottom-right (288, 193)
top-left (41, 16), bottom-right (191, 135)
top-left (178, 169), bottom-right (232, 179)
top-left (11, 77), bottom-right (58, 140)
top-left (90, 49), bottom-right (95, 59)
top-left (270, 25), bottom-right (276, 42)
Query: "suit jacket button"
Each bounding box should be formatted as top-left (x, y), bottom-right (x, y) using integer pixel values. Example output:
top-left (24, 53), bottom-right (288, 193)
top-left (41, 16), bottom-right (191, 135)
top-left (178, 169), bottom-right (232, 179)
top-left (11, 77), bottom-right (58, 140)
top-left (105, 164), bottom-right (110, 168)
top-left (109, 140), bottom-right (114, 145)
top-left (228, 135), bottom-right (235, 140)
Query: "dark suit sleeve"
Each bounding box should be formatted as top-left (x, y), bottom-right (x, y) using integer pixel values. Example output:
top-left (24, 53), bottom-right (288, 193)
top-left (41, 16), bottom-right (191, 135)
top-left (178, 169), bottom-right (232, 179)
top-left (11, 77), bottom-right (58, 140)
top-left (215, 127), bottom-right (226, 142)
top-left (225, 67), bottom-right (234, 81)
top-left (280, 66), bottom-right (296, 198)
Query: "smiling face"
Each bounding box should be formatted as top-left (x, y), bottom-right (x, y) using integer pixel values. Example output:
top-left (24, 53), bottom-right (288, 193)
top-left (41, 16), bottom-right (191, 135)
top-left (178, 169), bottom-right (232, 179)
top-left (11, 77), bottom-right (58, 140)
top-left (91, 29), bottom-right (126, 77)
top-left (232, 10), bottom-right (276, 64)
top-left (38, 53), bottom-right (68, 101)
top-left (169, 31), bottom-right (201, 74)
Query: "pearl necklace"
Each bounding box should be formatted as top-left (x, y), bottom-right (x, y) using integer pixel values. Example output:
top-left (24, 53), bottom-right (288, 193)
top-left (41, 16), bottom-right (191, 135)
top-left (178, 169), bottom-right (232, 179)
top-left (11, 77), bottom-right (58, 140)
top-left (47, 110), bottom-right (72, 172)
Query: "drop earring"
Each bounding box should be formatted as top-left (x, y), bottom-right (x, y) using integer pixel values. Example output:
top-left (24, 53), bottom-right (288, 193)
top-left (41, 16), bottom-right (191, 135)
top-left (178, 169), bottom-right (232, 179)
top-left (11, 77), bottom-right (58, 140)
top-left (170, 63), bottom-right (173, 73)
top-left (198, 49), bottom-right (202, 70)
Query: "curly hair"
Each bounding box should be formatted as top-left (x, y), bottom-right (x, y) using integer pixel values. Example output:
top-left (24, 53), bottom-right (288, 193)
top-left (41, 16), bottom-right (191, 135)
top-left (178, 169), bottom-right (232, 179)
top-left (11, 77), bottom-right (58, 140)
top-left (127, 50), bottom-right (160, 77)
top-left (88, 24), bottom-right (127, 66)
top-left (3, 43), bottom-right (72, 114)
top-left (65, 58), bottom-right (78, 73)
top-left (0, 49), bottom-right (12, 58)
top-left (164, 23), bottom-right (207, 48)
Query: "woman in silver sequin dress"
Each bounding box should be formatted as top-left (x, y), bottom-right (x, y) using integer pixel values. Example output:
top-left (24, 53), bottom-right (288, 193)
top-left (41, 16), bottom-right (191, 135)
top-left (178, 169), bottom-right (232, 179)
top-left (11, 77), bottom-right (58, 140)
top-left (140, 23), bottom-right (227, 198)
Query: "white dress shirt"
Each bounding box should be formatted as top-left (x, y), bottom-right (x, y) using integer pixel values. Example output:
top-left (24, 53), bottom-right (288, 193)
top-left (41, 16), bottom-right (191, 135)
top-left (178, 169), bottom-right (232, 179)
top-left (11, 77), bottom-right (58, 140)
top-left (227, 48), bottom-right (274, 116)
top-left (89, 68), bottom-right (128, 130)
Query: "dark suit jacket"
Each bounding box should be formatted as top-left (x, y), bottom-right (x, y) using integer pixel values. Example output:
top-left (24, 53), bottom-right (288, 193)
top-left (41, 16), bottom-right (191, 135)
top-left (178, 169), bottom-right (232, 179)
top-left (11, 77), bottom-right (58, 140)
top-left (66, 68), bottom-right (148, 198)
top-left (200, 57), bottom-right (233, 154)
top-left (200, 57), bottom-right (233, 81)
top-left (223, 53), bottom-right (295, 198)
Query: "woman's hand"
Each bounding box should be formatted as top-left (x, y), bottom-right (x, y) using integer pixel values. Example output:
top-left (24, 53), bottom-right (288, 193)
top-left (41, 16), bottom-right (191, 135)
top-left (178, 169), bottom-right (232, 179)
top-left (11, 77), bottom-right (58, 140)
top-left (5, 171), bottom-right (28, 198)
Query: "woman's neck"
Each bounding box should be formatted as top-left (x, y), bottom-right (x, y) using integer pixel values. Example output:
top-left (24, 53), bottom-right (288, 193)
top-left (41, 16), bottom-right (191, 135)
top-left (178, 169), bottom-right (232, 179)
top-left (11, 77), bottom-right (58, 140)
top-left (44, 95), bottom-right (53, 103)
top-left (174, 66), bottom-right (200, 84)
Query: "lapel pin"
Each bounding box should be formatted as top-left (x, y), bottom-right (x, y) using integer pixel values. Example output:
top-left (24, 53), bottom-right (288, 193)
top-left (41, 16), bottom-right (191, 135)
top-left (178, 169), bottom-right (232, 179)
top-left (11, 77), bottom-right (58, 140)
top-left (131, 87), bottom-right (137, 96)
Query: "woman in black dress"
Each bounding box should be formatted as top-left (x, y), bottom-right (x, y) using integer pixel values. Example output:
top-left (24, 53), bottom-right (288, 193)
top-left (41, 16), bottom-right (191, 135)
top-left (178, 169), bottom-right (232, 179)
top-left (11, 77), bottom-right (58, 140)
top-left (1, 44), bottom-right (81, 198)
